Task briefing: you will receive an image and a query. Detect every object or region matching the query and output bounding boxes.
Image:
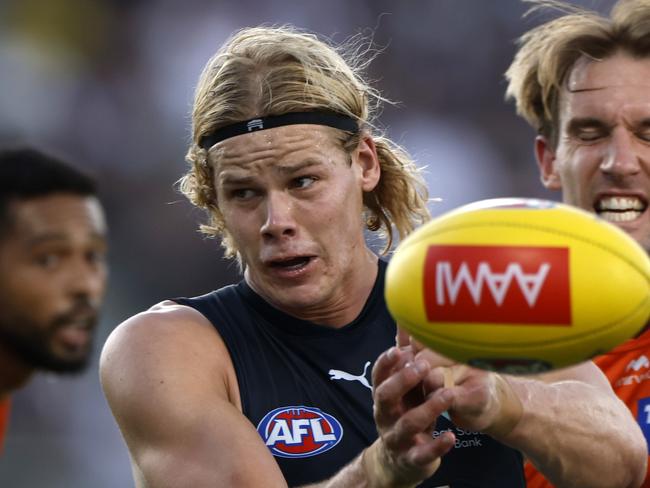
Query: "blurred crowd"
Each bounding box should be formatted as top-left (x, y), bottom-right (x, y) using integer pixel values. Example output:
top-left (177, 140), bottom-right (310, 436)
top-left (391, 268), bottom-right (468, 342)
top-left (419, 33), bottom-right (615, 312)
top-left (0, 0), bottom-right (599, 485)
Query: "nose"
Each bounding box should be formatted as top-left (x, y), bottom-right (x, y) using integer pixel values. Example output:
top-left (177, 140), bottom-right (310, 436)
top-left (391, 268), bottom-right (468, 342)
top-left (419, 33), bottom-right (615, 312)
top-left (260, 190), bottom-right (297, 240)
top-left (600, 129), bottom-right (641, 178)
top-left (66, 256), bottom-right (107, 304)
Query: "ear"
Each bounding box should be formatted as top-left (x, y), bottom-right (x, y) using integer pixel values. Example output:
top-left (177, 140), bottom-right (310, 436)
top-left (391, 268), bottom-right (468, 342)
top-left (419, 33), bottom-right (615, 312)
top-left (353, 134), bottom-right (381, 192)
top-left (535, 135), bottom-right (562, 190)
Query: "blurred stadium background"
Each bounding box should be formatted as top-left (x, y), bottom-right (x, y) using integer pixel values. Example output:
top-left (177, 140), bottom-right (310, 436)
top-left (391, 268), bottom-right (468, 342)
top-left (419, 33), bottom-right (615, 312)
top-left (0, 0), bottom-right (603, 486)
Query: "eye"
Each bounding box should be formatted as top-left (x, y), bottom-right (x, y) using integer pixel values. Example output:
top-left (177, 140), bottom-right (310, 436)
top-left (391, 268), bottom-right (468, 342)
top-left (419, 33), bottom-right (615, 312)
top-left (35, 253), bottom-right (61, 269)
top-left (636, 130), bottom-right (650, 142)
top-left (576, 128), bottom-right (605, 142)
top-left (230, 188), bottom-right (258, 200)
top-left (86, 249), bottom-right (107, 266)
top-left (291, 176), bottom-right (317, 189)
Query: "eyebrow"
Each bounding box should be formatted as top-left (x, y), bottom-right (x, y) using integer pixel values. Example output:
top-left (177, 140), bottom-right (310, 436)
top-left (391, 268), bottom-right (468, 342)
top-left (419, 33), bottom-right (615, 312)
top-left (219, 159), bottom-right (325, 186)
top-left (26, 232), bottom-right (107, 248)
top-left (274, 159), bottom-right (324, 175)
top-left (566, 117), bottom-right (650, 133)
top-left (219, 174), bottom-right (256, 187)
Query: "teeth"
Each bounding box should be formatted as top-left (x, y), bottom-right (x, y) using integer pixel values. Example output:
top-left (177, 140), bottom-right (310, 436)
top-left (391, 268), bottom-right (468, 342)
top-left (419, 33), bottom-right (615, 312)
top-left (599, 210), bottom-right (642, 222)
top-left (597, 196), bottom-right (645, 211)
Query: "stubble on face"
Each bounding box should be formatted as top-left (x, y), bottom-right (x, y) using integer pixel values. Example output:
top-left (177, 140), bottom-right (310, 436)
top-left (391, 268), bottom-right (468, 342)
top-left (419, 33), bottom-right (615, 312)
top-left (554, 53), bottom-right (650, 253)
top-left (0, 195), bottom-right (107, 374)
top-left (0, 304), bottom-right (99, 374)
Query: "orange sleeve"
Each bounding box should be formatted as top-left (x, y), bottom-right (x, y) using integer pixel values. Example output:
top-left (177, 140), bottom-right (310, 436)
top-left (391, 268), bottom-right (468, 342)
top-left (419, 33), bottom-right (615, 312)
top-left (526, 333), bottom-right (650, 488)
top-left (524, 461), bottom-right (555, 488)
top-left (0, 398), bottom-right (11, 454)
top-left (593, 335), bottom-right (650, 487)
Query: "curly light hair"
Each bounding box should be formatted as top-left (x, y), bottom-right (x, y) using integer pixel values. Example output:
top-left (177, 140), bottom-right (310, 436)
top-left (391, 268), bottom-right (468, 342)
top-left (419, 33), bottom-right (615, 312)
top-left (178, 25), bottom-right (430, 259)
top-left (505, 0), bottom-right (650, 147)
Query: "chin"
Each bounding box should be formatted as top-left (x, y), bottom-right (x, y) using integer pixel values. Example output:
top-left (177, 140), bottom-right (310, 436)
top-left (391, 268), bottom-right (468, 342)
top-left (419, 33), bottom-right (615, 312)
top-left (271, 285), bottom-right (328, 310)
top-left (44, 354), bottom-right (91, 374)
top-left (274, 290), bottom-right (321, 309)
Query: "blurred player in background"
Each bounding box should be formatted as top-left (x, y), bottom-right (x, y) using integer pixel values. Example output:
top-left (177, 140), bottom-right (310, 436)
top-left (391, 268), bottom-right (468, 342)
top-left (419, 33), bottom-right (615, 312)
top-left (101, 25), bottom-right (645, 487)
top-left (505, 0), bottom-right (650, 485)
top-left (0, 147), bottom-right (108, 452)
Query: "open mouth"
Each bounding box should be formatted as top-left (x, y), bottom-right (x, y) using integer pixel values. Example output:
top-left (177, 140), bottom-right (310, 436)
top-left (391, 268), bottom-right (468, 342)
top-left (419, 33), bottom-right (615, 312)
top-left (594, 196), bottom-right (647, 223)
top-left (268, 256), bottom-right (313, 271)
top-left (56, 323), bottom-right (92, 350)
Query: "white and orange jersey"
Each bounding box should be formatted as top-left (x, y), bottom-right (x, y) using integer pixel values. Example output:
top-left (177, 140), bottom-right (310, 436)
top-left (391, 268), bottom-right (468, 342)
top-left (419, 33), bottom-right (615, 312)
top-left (0, 397), bottom-right (11, 455)
top-left (526, 330), bottom-right (650, 488)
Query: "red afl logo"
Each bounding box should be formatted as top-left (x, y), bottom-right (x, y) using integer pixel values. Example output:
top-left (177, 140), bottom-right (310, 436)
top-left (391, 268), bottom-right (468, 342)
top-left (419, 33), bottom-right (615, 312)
top-left (257, 406), bottom-right (344, 458)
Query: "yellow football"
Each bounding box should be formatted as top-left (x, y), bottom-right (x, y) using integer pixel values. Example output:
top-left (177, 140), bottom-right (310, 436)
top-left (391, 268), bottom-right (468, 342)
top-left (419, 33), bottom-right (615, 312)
top-left (385, 198), bottom-right (650, 374)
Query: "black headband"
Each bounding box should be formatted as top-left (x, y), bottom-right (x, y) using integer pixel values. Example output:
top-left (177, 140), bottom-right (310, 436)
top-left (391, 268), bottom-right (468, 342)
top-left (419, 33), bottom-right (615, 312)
top-left (198, 111), bottom-right (359, 149)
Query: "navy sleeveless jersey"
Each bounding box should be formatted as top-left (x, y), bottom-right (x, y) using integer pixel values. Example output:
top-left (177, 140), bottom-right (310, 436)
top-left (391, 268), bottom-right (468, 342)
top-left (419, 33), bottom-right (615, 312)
top-left (174, 260), bottom-right (525, 487)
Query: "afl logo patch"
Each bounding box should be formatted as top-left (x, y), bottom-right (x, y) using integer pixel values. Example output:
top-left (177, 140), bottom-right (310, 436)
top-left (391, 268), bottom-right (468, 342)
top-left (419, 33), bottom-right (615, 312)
top-left (257, 406), bottom-right (344, 458)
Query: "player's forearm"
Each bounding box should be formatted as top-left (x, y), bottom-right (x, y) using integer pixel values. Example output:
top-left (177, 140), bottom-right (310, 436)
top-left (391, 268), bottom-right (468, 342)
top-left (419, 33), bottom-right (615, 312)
top-left (298, 441), bottom-right (419, 488)
top-left (499, 377), bottom-right (646, 488)
top-left (297, 451), bottom-right (369, 488)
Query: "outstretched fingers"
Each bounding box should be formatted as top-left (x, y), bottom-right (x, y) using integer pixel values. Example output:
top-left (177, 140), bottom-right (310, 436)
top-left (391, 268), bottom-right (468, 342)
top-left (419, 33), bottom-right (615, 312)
top-left (379, 388), bottom-right (457, 482)
top-left (408, 429), bottom-right (455, 467)
top-left (383, 388), bottom-right (456, 453)
top-left (369, 347), bottom-right (460, 485)
top-left (372, 346), bottom-right (415, 389)
top-left (373, 356), bottom-right (429, 427)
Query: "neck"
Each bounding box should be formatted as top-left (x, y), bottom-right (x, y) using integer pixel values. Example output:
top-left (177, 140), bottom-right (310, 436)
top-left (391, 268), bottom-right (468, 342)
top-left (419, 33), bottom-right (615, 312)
top-left (247, 248), bottom-right (380, 328)
top-left (298, 250), bottom-right (379, 327)
top-left (0, 341), bottom-right (35, 398)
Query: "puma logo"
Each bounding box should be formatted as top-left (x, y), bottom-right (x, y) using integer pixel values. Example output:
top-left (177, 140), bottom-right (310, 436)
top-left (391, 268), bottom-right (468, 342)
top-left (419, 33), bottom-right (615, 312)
top-left (328, 361), bottom-right (372, 390)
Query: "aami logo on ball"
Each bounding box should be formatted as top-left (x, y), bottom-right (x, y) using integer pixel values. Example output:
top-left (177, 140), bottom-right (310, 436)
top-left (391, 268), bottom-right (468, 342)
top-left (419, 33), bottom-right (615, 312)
top-left (257, 406), bottom-right (343, 458)
top-left (423, 245), bottom-right (571, 325)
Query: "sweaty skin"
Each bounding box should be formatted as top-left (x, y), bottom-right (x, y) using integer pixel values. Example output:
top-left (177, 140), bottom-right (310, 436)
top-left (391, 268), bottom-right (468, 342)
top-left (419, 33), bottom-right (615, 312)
top-left (538, 53), bottom-right (650, 253)
top-left (101, 126), bottom-right (456, 488)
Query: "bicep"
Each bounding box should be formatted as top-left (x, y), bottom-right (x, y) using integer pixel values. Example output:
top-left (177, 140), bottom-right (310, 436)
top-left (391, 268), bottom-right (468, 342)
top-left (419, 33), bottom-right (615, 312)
top-left (129, 394), bottom-right (285, 488)
top-left (100, 311), bottom-right (288, 488)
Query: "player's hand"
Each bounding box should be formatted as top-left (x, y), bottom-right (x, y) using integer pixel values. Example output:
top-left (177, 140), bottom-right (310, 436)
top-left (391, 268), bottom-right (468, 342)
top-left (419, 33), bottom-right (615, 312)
top-left (414, 346), bottom-right (523, 439)
top-left (366, 346), bottom-right (456, 488)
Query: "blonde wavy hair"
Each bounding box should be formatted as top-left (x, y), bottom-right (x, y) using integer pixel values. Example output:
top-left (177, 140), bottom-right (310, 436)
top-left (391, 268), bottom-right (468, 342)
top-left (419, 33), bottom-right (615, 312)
top-left (505, 0), bottom-right (650, 147)
top-left (178, 25), bottom-right (430, 259)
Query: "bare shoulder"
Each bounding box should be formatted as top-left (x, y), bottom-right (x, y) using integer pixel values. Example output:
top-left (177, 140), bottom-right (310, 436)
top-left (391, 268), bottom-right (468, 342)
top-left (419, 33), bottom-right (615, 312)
top-left (102, 300), bottom-right (218, 356)
top-left (101, 300), bottom-right (223, 371)
top-left (99, 302), bottom-right (286, 486)
top-left (100, 299), bottom-right (235, 414)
